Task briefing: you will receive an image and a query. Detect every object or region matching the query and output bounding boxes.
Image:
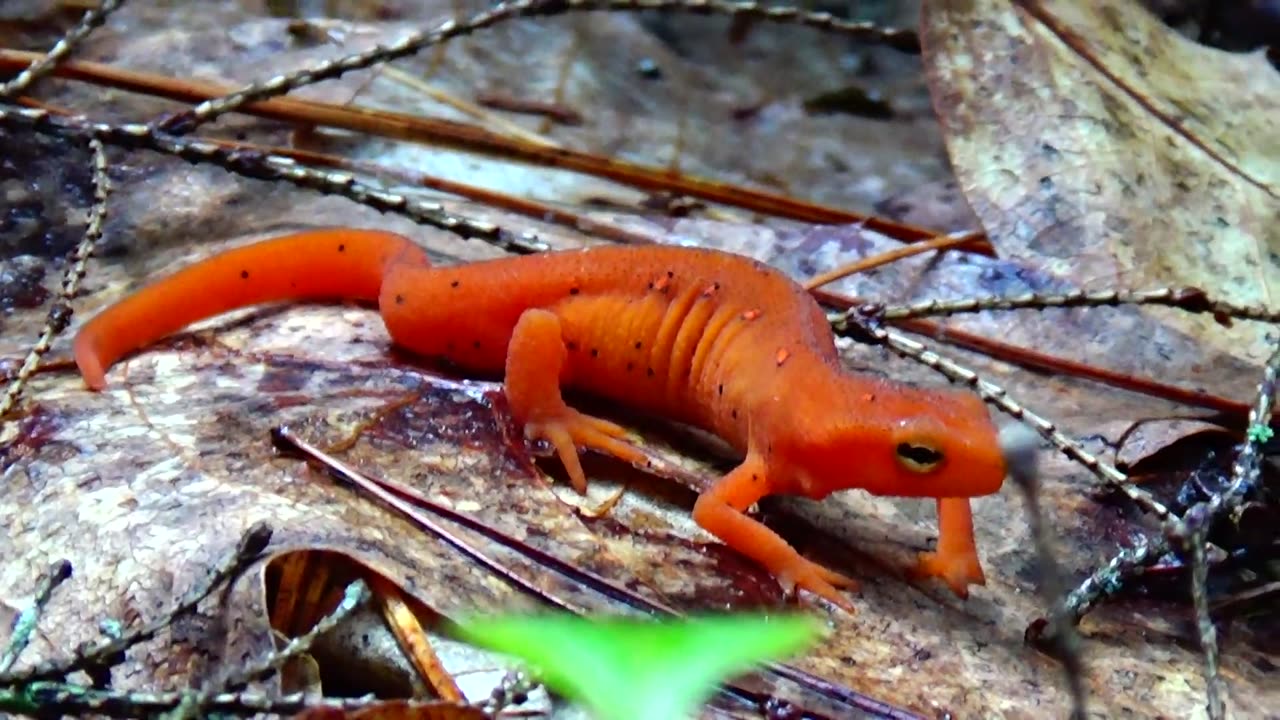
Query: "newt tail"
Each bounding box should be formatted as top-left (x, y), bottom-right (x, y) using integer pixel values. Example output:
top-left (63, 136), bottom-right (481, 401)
top-left (74, 229), bottom-right (429, 390)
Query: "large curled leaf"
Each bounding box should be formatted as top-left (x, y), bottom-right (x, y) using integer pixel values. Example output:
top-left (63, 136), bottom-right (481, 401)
top-left (922, 0), bottom-right (1280, 363)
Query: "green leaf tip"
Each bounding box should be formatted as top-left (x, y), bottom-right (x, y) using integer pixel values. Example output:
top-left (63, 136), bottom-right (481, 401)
top-left (454, 613), bottom-right (824, 720)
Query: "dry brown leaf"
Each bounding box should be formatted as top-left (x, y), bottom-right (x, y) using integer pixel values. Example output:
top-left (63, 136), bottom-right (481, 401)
top-left (922, 0), bottom-right (1280, 365)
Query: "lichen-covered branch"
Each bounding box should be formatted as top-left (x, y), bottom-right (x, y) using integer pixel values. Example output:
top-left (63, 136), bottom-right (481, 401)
top-left (0, 139), bottom-right (110, 419)
top-left (0, 0), bottom-right (127, 99)
top-left (0, 683), bottom-right (381, 718)
top-left (874, 287), bottom-right (1280, 325)
top-left (0, 561), bottom-right (72, 675)
top-left (1060, 339), bottom-right (1278, 681)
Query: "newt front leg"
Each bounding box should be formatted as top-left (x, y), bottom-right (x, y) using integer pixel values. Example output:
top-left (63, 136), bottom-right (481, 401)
top-left (692, 456), bottom-right (858, 611)
top-left (504, 308), bottom-right (646, 493)
top-left (913, 497), bottom-right (986, 597)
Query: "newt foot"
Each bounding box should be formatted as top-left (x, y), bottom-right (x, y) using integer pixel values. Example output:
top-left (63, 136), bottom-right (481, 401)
top-left (913, 550), bottom-right (986, 599)
top-left (523, 408), bottom-right (645, 493)
top-left (776, 555), bottom-right (860, 612)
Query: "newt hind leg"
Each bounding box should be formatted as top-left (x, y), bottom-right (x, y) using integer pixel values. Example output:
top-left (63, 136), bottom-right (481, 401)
top-left (505, 308), bottom-right (646, 493)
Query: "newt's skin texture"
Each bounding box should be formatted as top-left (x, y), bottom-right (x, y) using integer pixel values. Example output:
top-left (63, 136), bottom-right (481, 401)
top-left (75, 228), bottom-right (1009, 610)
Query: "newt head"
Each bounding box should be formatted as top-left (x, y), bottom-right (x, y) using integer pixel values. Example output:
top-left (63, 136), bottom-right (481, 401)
top-left (772, 380), bottom-right (1011, 500)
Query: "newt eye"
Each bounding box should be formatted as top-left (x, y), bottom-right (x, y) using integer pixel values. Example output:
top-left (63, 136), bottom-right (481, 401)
top-left (896, 442), bottom-right (944, 473)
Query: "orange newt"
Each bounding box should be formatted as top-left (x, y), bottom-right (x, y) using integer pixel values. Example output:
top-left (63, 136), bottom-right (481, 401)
top-left (74, 228), bottom-right (1010, 610)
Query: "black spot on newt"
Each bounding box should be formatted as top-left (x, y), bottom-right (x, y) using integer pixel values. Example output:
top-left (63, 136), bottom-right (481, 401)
top-left (634, 341), bottom-right (642, 349)
top-left (338, 244), bottom-right (346, 252)
top-left (472, 340), bottom-right (481, 350)
top-left (451, 280), bottom-right (460, 288)
top-left (718, 384), bottom-right (724, 395)
top-left (567, 340), bottom-right (578, 351)
top-left (395, 294), bottom-right (405, 305)
top-left (626, 361), bottom-right (634, 371)
top-left (569, 287), bottom-right (580, 295)
top-left (590, 348), bottom-right (599, 358)
top-left (732, 409), bottom-right (739, 419)
top-left (240, 270), bottom-right (249, 279)
top-left (646, 367), bottom-right (655, 377)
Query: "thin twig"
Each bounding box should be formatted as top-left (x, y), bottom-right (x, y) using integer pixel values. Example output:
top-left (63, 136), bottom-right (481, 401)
top-left (1209, 580), bottom-right (1280, 616)
top-left (1170, 506), bottom-right (1226, 720)
top-left (0, 0), bottom-right (126, 99)
top-left (876, 286), bottom-right (1280, 324)
top-left (0, 561), bottom-right (73, 675)
top-left (269, 426), bottom-right (591, 614)
top-left (0, 106), bottom-right (548, 253)
top-left (1002, 428), bottom-right (1088, 719)
top-left (0, 138), bottom-right (110, 419)
top-left (368, 576), bottom-right (465, 702)
top-left (803, 232), bottom-right (981, 291)
top-left (382, 65), bottom-right (559, 148)
top-left (1, 523), bottom-right (272, 684)
top-left (1060, 535), bottom-right (1160, 623)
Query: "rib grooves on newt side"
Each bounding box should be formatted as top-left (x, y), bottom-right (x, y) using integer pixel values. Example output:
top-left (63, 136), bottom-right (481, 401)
top-left (74, 228), bottom-right (1010, 610)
